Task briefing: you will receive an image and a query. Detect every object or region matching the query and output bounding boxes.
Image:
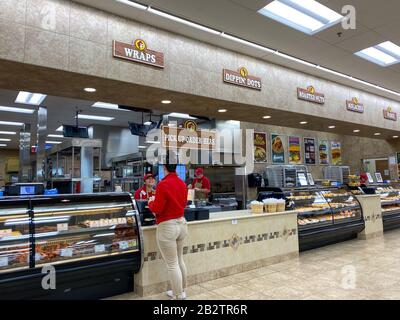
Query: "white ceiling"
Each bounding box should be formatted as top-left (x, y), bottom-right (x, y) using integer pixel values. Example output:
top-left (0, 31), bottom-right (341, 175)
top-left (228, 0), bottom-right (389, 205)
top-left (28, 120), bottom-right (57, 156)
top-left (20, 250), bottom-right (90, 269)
top-left (74, 0), bottom-right (400, 99)
top-left (0, 88), bottom-right (158, 150)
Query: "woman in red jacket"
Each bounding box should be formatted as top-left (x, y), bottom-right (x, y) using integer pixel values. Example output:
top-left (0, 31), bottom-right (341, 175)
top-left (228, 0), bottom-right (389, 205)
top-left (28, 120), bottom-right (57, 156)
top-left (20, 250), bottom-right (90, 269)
top-left (148, 157), bottom-right (188, 300)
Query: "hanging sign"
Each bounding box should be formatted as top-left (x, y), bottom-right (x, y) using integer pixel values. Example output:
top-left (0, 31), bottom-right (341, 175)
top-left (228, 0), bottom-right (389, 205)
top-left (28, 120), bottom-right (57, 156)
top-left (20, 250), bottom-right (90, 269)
top-left (288, 136), bottom-right (301, 165)
top-left (346, 97), bottom-right (364, 113)
top-left (304, 138), bottom-right (316, 165)
top-left (223, 67), bottom-right (262, 90)
top-left (318, 140), bottom-right (329, 165)
top-left (162, 126), bottom-right (216, 150)
top-left (331, 141), bottom-right (342, 165)
top-left (383, 107), bottom-right (397, 121)
top-left (253, 132), bottom-right (268, 163)
top-left (271, 133), bottom-right (285, 164)
top-left (113, 39), bottom-right (165, 68)
top-left (297, 86), bottom-right (325, 104)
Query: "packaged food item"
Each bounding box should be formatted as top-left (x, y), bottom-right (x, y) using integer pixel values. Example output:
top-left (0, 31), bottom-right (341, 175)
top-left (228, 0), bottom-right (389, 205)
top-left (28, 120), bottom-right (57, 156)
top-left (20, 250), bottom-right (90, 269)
top-left (250, 201), bottom-right (264, 214)
top-left (276, 199), bottom-right (286, 212)
top-left (263, 198), bottom-right (278, 213)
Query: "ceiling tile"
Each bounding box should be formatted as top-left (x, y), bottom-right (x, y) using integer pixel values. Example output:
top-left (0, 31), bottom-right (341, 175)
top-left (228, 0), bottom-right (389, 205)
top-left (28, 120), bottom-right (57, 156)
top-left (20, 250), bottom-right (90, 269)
top-left (334, 30), bottom-right (386, 54)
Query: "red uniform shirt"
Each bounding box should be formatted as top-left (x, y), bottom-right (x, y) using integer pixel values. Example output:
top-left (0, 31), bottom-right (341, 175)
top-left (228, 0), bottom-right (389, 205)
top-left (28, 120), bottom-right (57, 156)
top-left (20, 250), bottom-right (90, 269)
top-left (134, 186), bottom-right (155, 200)
top-left (191, 176), bottom-right (211, 191)
top-left (148, 172), bottom-right (188, 224)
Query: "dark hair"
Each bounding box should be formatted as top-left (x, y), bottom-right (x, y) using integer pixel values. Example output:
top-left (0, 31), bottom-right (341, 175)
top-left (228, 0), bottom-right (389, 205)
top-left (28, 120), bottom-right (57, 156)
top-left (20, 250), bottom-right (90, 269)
top-left (163, 150), bottom-right (177, 173)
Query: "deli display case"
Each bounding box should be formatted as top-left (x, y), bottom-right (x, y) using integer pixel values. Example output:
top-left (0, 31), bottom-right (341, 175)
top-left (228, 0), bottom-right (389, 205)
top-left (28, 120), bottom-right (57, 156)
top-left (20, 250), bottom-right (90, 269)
top-left (262, 187), bottom-right (364, 251)
top-left (0, 193), bottom-right (142, 300)
top-left (375, 186), bottom-right (400, 231)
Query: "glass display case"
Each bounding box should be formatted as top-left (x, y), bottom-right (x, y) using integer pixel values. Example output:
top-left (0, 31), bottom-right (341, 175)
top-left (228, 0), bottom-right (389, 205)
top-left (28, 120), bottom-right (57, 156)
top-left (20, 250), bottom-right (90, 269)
top-left (0, 193), bottom-right (142, 300)
top-left (262, 186), bottom-right (365, 251)
top-left (375, 186), bottom-right (400, 231)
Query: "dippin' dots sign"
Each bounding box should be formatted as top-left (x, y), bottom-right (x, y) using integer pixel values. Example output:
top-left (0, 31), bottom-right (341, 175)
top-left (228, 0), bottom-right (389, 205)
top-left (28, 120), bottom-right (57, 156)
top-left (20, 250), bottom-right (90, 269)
top-left (223, 67), bottom-right (262, 90)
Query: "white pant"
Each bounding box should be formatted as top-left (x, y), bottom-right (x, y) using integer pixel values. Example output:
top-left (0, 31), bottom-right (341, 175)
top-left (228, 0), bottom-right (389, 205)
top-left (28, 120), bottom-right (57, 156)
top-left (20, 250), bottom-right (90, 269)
top-left (156, 217), bottom-right (188, 296)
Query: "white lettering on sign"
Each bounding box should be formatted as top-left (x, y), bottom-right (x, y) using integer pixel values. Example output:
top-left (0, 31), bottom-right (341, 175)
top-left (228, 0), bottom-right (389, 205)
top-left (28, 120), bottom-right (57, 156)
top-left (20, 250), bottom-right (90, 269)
top-left (95, 244), bottom-right (106, 253)
top-left (60, 248), bottom-right (73, 257)
top-left (223, 69), bottom-right (262, 90)
top-left (124, 48), bottom-right (156, 64)
top-left (57, 223), bottom-right (68, 232)
top-left (0, 257), bottom-right (8, 267)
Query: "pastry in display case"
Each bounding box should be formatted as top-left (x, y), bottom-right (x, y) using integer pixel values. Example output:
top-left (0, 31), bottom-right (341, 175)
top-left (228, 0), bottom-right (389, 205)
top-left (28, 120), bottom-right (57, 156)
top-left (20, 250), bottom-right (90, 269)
top-left (320, 189), bottom-right (362, 223)
top-left (0, 193), bottom-right (142, 300)
top-left (375, 187), bottom-right (400, 231)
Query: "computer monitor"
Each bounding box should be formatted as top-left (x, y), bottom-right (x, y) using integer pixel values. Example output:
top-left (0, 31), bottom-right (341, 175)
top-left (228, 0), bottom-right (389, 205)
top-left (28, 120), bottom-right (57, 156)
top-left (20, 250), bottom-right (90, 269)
top-left (20, 186), bottom-right (36, 195)
top-left (158, 164), bottom-right (186, 182)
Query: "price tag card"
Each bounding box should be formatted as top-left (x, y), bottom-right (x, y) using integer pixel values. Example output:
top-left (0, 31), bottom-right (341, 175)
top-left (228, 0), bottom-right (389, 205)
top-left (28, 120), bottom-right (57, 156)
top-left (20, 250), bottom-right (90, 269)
top-left (0, 257), bottom-right (9, 267)
top-left (35, 253), bottom-right (42, 261)
top-left (60, 248), bottom-right (73, 257)
top-left (57, 223), bottom-right (68, 232)
top-left (119, 241), bottom-right (129, 250)
top-left (95, 244), bottom-right (106, 253)
top-left (128, 239), bottom-right (137, 248)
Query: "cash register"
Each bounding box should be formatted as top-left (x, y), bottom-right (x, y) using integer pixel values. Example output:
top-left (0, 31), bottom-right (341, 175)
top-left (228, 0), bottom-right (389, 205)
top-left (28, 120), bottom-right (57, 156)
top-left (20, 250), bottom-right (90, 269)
top-left (135, 200), bottom-right (156, 226)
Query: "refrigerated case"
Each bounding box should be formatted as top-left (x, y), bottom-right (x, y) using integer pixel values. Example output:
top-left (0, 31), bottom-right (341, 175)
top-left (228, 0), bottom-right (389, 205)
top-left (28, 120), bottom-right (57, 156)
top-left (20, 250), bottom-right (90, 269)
top-left (374, 186), bottom-right (400, 231)
top-left (263, 187), bottom-right (364, 251)
top-left (0, 193), bottom-right (142, 299)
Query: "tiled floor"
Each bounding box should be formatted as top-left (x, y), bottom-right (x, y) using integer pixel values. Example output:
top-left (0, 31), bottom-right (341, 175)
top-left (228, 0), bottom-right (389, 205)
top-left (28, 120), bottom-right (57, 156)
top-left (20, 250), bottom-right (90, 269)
top-left (109, 230), bottom-right (400, 300)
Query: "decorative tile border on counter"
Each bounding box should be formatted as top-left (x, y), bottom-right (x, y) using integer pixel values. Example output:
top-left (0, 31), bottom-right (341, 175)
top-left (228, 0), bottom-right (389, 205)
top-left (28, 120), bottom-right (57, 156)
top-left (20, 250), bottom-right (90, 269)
top-left (364, 213), bottom-right (382, 222)
top-left (143, 228), bottom-right (297, 262)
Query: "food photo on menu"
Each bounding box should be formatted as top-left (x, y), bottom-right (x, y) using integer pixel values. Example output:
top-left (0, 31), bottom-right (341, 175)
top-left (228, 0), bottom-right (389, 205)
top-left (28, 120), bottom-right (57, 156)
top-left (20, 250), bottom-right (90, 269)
top-left (0, 0), bottom-right (399, 311)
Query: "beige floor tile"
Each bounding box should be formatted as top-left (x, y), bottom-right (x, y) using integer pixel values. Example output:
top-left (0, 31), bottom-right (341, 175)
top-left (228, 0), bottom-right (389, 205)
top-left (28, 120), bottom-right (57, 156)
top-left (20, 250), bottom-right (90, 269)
top-left (188, 292), bottom-right (228, 300)
top-left (227, 270), bottom-right (260, 283)
top-left (211, 284), bottom-right (257, 300)
top-left (237, 277), bottom-right (283, 293)
top-left (198, 276), bottom-right (236, 291)
top-left (251, 266), bottom-right (277, 277)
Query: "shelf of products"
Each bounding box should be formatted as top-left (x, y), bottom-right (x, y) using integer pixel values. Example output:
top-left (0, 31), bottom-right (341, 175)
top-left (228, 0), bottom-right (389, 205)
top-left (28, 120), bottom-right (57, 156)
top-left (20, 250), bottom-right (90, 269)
top-left (0, 193), bottom-right (142, 299)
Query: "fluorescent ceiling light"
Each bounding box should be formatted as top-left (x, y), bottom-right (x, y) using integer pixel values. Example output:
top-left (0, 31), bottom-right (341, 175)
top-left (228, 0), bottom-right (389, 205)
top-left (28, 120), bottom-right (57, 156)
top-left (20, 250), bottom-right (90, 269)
top-left (147, 7), bottom-right (220, 35)
top-left (300, 121), bottom-right (308, 124)
top-left (0, 144), bottom-right (7, 147)
top-left (0, 138), bottom-right (11, 142)
top-left (46, 140), bottom-right (63, 144)
top-left (47, 134), bottom-right (64, 138)
top-left (15, 91), bottom-right (47, 105)
top-left (263, 116), bottom-right (272, 119)
top-left (0, 131), bottom-right (16, 135)
top-left (0, 105), bottom-right (35, 114)
top-left (218, 109), bottom-right (228, 113)
top-left (274, 51), bottom-right (315, 67)
top-left (167, 113), bottom-right (197, 119)
top-left (0, 121), bottom-right (24, 126)
top-left (77, 114), bottom-right (115, 121)
top-left (56, 126), bottom-right (63, 132)
top-left (92, 102), bottom-right (128, 111)
top-left (355, 47), bottom-right (398, 67)
top-left (115, 0), bottom-right (147, 10)
top-left (161, 100), bottom-right (172, 104)
top-left (378, 41), bottom-right (400, 58)
top-left (258, 0), bottom-right (343, 35)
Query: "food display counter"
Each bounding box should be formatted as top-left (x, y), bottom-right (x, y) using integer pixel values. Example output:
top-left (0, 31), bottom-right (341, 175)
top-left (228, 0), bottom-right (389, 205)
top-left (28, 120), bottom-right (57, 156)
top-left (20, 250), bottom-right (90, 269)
top-left (262, 187), bottom-right (364, 251)
top-left (0, 193), bottom-right (142, 300)
top-left (374, 186), bottom-right (400, 231)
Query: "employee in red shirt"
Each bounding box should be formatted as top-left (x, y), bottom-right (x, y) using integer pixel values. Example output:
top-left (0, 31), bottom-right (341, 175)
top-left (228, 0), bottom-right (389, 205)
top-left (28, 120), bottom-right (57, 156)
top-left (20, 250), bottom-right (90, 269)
top-left (188, 168), bottom-right (210, 200)
top-left (148, 156), bottom-right (188, 300)
top-left (134, 174), bottom-right (156, 200)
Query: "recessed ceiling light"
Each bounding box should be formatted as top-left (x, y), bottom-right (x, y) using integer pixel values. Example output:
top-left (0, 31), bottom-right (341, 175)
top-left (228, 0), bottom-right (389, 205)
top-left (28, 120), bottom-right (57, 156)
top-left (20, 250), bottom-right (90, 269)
top-left (300, 121), bottom-right (308, 124)
top-left (0, 138), bottom-right (11, 142)
top-left (77, 114), bottom-right (115, 121)
top-left (0, 105), bottom-right (35, 114)
top-left (355, 41), bottom-right (400, 67)
top-left (167, 113), bottom-right (197, 119)
top-left (46, 140), bottom-right (63, 145)
top-left (0, 121), bottom-right (24, 126)
top-left (258, 0), bottom-right (343, 35)
top-left (47, 134), bottom-right (64, 138)
top-left (0, 144), bottom-right (7, 147)
top-left (353, 129), bottom-right (360, 133)
top-left (0, 131), bottom-right (16, 135)
top-left (393, 136), bottom-right (399, 139)
top-left (92, 102), bottom-right (128, 111)
top-left (56, 126), bottom-right (63, 132)
top-left (374, 133), bottom-right (381, 136)
top-left (218, 109), bottom-right (228, 113)
top-left (15, 91), bottom-right (47, 105)
top-left (84, 88), bottom-right (96, 93)
top-left (328, 126), bottom-right (336, 129)
top-left (161, 100), bottom-right (172, 104)
top-left (263, 116), bottom-right (272, 119)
